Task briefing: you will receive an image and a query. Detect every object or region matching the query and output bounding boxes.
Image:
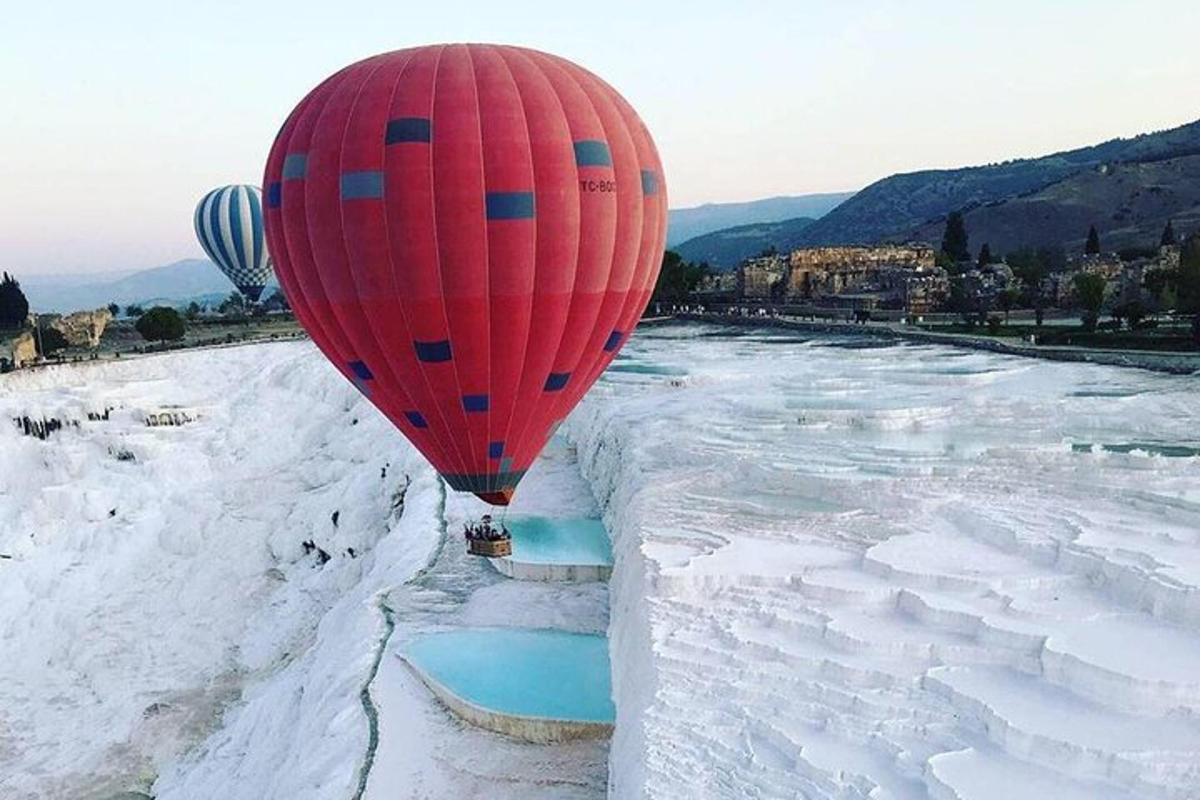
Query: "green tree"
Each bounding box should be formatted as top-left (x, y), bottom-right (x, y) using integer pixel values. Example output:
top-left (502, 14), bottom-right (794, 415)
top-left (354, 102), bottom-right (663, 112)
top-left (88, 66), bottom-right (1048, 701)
top-left (1073, 272), bottom-right (1107, 331)
top-left (1007, 248), bottom-right (1047, 309)
top-left (126, 304), bottom-right (145, 318)
top-left (977, 243), bottom-right (993, 267)
top-left (1161, 220), bottom-right (1178, 247)
top-left (135, 306), bottom-right (186, 343)
top-left (185, 302), bottom-right (202, 320)
top-left (1178, 233), bottom-right (1200, 345)
top-left (1085, 225), bottom-right (1101, 255)
top-left (106, 303), bottom-right (120, 317)
top-left (0, 272), bottom-right (30, 330)
top-left (940, 211), bottom-right (970, 265)
top-left (998, 286), bottom-right (1020, 322)
top-left (653, 250), bottom-right (712, 304)
top-left (218, 292), bottom-right (248, 315)
top-left (1111, 300), bottom-right (1147, 330)
top-left (262, 289), bottom-right (291, 313)
top-left (1144, 267), bottom-right (1176, 311)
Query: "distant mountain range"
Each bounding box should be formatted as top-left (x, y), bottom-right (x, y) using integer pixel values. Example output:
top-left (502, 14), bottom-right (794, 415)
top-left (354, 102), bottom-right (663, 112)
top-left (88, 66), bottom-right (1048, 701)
top-left (675, 217), bottom-right (816, 270)
top-left (21, 259), bottom-right (261, 313)
top-left (906, 153), bottom-right (1200, 256)
top-left (672, 118), bottom-right (1200, 266)
top-left (666, 192), bottom-right (853, 246)
top-left (795, 119), bottom-right (1200, 250)
top-left (24, 119), bottom-right (1200, 312)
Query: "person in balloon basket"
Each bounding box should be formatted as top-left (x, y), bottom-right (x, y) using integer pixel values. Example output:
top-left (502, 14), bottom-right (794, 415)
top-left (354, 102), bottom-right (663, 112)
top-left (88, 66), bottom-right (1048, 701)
top-left (464, 515), bottom-right (510, 543)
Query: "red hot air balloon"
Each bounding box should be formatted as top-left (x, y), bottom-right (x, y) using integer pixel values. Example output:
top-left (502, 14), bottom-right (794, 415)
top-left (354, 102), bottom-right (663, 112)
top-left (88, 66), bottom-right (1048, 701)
top-left (263, 44), bottom-right (667, 505)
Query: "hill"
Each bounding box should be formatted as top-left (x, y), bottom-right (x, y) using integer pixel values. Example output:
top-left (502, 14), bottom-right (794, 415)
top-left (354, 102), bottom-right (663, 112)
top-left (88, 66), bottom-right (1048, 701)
top-left (21, 259), bottom-right (272, 313)
top-left (667, 192), bottom-right (853, 246)
top-left (674, 217), bottom-right (816, 269)
top-left (797, 119), bottom-right (1200, 247)
top-left (906, 154), bottom-right (1200, 256)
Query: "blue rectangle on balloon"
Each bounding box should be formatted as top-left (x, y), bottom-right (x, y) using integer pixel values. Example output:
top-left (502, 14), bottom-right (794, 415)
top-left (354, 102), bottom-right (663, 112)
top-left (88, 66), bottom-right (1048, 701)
top-left (574, 140), bottom-right (612, 167)
top-left (414, 339), bottom-right (452, 362)
top-left (349, 360), bottom-right (373, 381)
top-left (543, 372), bottom-right (570, 391)
top-left (641, 170), bottom-right (658, 195)
top-left (404, 411), bottom-right (428, 428)
top-left (486, 192), bottom-right (534, 220)
top-left (282, 153), bottom-right (308, 179)
top-left (488, 441), bottom-right (504, 459)
top-left (462, 394), bottom-right (489, 413)
top-left (604, 330), bottom-right (624, 352)
top-left (266, 182), bottom-right (282, 208)
top-left (385, 117), bottom-right (431, 144)
top-left (341, 171), bottom-right (384, 200)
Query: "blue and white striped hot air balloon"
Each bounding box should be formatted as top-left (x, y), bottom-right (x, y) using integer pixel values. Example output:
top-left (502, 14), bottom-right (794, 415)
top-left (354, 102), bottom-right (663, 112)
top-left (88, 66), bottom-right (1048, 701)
top-left (194, 184), bottom-right (274, 302)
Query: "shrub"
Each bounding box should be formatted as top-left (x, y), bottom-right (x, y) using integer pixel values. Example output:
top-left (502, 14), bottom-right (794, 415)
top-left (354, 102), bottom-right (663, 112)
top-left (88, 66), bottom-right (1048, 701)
top-left (135, 306), bottom-right (186, 343)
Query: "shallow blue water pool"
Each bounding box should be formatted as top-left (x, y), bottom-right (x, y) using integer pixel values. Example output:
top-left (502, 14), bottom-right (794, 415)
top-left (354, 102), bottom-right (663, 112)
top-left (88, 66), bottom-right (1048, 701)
top-left (603, 361), bottom-right (687, 376)
top-left (404, 628), bottom-right (614, 722)
top-left (508, 516), bottom-right (613, 566)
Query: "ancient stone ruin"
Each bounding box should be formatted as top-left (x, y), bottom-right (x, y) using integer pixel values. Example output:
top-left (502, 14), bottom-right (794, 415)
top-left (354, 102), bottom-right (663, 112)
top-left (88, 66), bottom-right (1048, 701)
top-left (43, 308), bottom-right (114, 348)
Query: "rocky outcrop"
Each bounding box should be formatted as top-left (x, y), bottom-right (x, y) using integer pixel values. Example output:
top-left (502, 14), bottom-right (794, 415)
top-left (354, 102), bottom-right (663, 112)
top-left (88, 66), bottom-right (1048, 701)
top-left (10, 331), bottom-right (37, 368)
top-left (43, 308), bottom-right (113, 348)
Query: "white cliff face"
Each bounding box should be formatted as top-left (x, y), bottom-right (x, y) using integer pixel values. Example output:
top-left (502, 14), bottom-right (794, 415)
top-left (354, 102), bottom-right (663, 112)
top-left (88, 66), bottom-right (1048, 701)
top-left (0, 342), bottom-right (439, 799)
top-left (4, 326), bottom-right (1200, 800)
top-left (569, 325), bottom-right (1200, 800)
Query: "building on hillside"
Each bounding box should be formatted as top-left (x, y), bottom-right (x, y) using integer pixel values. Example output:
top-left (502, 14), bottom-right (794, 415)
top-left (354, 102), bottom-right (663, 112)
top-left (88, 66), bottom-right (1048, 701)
top-left (1119, 244), bottom-right (1181, 306)
top-left (899, 269), bottom-right (952, 314)
top-left (737, 253), bottom-right (788, 299)
top-left (786, 244), bottom-right (936, 299)
top-left (1049, 253), bottom-right (1124, 306)
top-left (695, 271), bottom-right (738, 297)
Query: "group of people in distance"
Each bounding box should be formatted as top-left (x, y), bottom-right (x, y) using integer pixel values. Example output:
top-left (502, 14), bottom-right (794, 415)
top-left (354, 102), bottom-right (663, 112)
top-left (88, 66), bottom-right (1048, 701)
top-left (463, 514), bottom-right (510, 543)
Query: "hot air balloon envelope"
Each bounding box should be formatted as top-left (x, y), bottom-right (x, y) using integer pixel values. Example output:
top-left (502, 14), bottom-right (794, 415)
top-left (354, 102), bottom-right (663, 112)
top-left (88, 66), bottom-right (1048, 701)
top-left (263, 44), bottom-right (667, 504)
top-left (194, 184), bottom-right (275, 301)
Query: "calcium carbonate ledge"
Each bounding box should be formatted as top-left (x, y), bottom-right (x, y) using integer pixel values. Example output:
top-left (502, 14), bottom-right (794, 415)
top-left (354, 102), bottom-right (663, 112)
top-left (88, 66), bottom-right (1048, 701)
top-left (490, 557), bottom-right (613, 583)
top-left (676, 313), bottom-right (1200, 375)
top-left (399, 655), bottom-right (613, 744)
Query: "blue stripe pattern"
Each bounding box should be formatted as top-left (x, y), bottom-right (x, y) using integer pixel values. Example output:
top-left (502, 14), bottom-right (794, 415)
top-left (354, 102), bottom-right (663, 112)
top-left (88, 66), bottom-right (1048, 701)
top-left (282, 153), bottom-right (308, 179)
top-left (405, 411), bottom-right (428, 428)
top-left (486, 192), bottom-right (535, 220)
top-left (193, 185), bottom-right (275, 302)
top-left (341, 171), bottom-right (384, 200)
top-left (574, 140), bottom-right (612, 167)
top-left (266, 182), bottom-right (281, 208)
top-left (641, 170), bottom-right (658, 195)
top-left (349, 360), bottom-right (373, 381)
top-left (604, 330), bottom-right (624, 352)
top-left (488, 441), bottom-right (504, 459)
top-left (385, 117), bottom-right (432, 144)
top-left (544, 372), bottom-right (571, 391)
top-left (414, 339), bottom-right (452, 362)
top-left (462, 395), bottom-right (489, 413)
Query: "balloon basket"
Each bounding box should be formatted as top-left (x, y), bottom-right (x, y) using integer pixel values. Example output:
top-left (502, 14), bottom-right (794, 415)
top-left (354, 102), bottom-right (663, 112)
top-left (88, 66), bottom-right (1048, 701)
top-left (468, 536), bottom-right (512, 558)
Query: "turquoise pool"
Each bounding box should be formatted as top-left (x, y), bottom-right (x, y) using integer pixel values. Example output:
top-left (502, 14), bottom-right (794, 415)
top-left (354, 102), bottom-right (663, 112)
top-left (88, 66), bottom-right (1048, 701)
top-left (603, 361), bottom-right (687, 376)
top-left (404, 628), bottom-right (614, 722)
top-left (508, 516), bottom-right (613, 566)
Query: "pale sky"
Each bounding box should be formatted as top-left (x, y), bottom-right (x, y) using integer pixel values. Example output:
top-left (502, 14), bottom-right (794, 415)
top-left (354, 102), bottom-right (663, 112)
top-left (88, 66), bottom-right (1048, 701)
top-left (4, 0), bottom-right (1198, 275)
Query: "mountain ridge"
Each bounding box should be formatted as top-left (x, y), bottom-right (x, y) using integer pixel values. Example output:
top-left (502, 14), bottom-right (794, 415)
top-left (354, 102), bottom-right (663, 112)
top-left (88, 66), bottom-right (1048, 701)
top-left (674, 217), bottom-right (817, 269)
top-left (667, 192), bottom-right (853, 246)
top-left (796, 119), bottom-right (1200, 247)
